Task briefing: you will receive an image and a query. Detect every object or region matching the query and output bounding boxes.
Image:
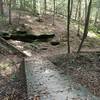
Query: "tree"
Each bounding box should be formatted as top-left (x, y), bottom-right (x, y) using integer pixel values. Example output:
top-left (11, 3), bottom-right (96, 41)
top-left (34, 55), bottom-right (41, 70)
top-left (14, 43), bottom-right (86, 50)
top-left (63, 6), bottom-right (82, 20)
top-left (77, 0), bottom-right (92, 53)
top-left (67, 0), bottom-right (71, 53)
top-left (77, 0), bottom-right (81, 36)
top-left (9, 0), bottom-right (12, 24)
top-left (94, 8), bottom-right (99, 25)
top-left (85, 0), bottom-right (88, 21)
top-left (70, 0), bottom-right (73, 17)
top-left (0, 0), bottom-right (4, 16)
top-left (75, 1), bottom-right (79, 21)
top-left (94, 0), bottom-right (100, 25)
top-left (44, 0), bottom-right (47, 15)
top-left (33, 0), bottom-right (37, 16)
top-left (52, 0), bottom-right (56, 25)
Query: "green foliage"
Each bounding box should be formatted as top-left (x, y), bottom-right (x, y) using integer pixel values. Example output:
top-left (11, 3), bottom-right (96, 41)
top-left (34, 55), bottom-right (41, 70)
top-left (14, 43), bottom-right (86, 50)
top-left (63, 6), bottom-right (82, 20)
top-left (88, 25), bottom-right (97, 33)
top-left (96, 34), bottom-right (100, 39)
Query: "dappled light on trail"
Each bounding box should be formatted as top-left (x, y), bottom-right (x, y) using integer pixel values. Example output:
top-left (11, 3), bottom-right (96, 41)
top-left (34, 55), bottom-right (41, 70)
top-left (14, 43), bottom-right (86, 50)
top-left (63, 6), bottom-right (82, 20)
top-left (0, 61), bottom-right (12, 76)
top-left (44, 69), bottom-right (52, 74)
top-left (25, 56), bottom-right (100, 100)
top-left (23, 50), bottom-right (32, 57)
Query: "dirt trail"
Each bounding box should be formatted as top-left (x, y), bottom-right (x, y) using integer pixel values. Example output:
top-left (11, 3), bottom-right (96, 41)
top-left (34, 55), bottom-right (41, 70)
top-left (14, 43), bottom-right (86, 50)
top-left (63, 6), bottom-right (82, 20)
top-left (25, 55), bottom-right (100, 100)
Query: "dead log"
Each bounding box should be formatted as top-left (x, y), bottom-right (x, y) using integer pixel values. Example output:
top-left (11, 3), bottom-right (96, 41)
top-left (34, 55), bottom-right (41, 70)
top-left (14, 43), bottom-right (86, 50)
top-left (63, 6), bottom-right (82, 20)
top-left (0, 37), bottom-right (27, 57)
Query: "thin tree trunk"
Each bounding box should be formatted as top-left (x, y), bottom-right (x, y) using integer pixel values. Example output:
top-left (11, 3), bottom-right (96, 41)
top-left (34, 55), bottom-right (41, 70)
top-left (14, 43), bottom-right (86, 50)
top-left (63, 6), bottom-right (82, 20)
top-left (77, 0), bottom-right (81, 36)
top-left (33, 0), bottom-right (37, 16)
top-left (52, 0), bottom-right (56, 25)
top-left (44, 0), bottom-right (47, 15)
top-left (9, 0), bottom-right (12, 24)
top-left (85, 0), bottom-right (88, 21)
top-left (94, 7), bottom-right (99, 25)
top-left (70, 0), bottom-right (73, 17)
top-left (77, 0), bottom-right (92, 53)
top-left (0, 0), bottom-right (4, 16)
top-left (75, 1), bottom-right (79, 20)
top-left (24, 0), bottom-right (25, 9)
top-left (20, 0), bottom-right (23, 9)
top-left (67, 0), bottom-right (71, 53)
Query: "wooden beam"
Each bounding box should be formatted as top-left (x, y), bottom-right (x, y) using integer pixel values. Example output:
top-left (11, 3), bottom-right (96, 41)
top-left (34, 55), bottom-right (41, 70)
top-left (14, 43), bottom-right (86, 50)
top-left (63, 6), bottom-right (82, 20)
top-left (0, 37), bottom-right (27, 57)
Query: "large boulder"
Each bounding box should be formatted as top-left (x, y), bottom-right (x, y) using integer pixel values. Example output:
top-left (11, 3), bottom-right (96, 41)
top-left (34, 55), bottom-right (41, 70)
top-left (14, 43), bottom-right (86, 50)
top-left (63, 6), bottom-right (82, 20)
top-left (12, 24), bottom-right (28, 35)
top-left (0, 24), bottom-right (55, 42)
top-left (0, 31), bottom-right (55, 43)
top-left (10, 32), bottom-right (55, 42)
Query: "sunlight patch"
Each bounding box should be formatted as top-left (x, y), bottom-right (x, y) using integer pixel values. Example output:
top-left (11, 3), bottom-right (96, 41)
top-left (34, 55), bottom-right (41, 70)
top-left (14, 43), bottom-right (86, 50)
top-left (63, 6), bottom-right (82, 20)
top-left (87, 32), bottom-right (97, 38)
top-left (16, 45), bottom-right (23, 49)
top-left (23, 50), bottom-right (32, 57)
top-left (44, 69), bottom-right (52, 74)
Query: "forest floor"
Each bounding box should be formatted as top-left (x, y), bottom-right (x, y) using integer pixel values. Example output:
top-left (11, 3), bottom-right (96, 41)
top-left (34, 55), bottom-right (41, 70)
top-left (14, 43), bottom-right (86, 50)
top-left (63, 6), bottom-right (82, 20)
top-left (0, 11), bottom-right (100, 99)
top-left (49, 53), bottom-right (100, 97)
top-left (0, 54), bottom-right (27, 100)
top-left (0, 11), bottom-right (100, 56)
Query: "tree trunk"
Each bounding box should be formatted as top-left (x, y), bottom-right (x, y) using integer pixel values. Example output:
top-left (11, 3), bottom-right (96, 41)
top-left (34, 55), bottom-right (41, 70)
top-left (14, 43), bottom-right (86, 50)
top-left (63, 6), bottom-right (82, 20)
top-left (9, 0), bottom-right (12, 24)
top-left (24, 0), bottom-right (25, 9)
top-left (74, 1), bottom-right (79, 21)
top-left (70, 0), bottom-right (73, 17)
top-left (85, 0), bottom-right (88, 21)
top-left (33, 0), bottom-right (37, 16)
top-left (67, 0), bottom-right (71, 53)
top-left (77, 0), bottom-right (81, 36)
top-left (52, 0), bottom-right (56, 25)
top-left (44, 0), bottom-right (47, 15)
top-left (20, 0), bottom-right (23, 9)
top-left (0, 0), bottom-right (4, 16)
top-left (94, 7), bottom-right (99, 25)
top-left (77, 0), bottom-right (92, 53)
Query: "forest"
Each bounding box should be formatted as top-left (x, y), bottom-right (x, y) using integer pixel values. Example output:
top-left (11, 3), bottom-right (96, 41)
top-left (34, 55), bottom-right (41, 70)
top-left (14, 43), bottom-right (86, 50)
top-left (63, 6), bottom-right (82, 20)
top-left (0, 0), bottom-right (100, 100)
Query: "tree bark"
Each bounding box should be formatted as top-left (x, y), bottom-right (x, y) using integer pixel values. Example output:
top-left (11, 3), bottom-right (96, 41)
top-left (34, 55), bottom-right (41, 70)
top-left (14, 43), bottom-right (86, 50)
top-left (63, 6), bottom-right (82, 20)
top-left (85, 0), bottom-right (88, 21)
top-left (70, 0), bottom-right (73, 17)
top-left (0, 0), bottom-right (4, 16)
top-left (75, 1), bottom-right (79, 20)
top-left (77, 0), bottom-right (81, 36)
top-left (77, 0), bottom-right (92, 53)
top-left (67, 0), bottom-right (71, 53)
top-left (52, 0), bottom-right (56, 25)
top-left (33, 0), bottom-right (37, 16)
top-left (94, 7), bottom-right (99, 25)
top-left (9, 0), bottom-right (12, 24)
top-left (44, 0), bottom-right (47, 15)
